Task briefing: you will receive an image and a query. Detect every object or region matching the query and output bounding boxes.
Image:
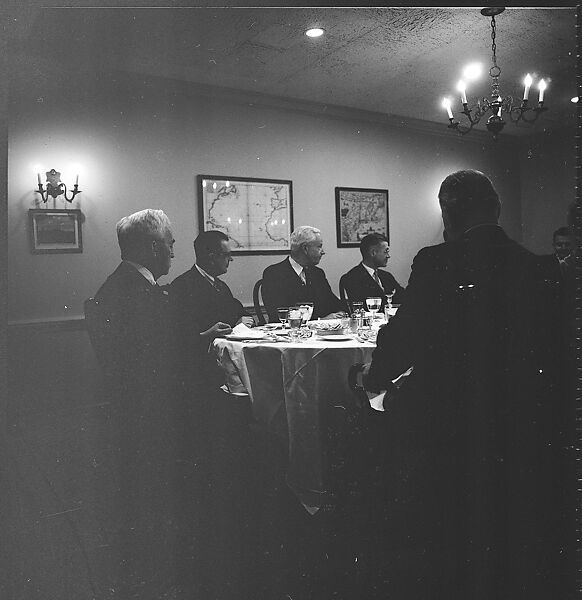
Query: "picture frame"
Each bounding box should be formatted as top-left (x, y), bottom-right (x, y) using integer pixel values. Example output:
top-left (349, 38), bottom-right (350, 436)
top-left (335, 187), bottom-right (389, 248)
top-left (29, 209), bottom-right (83, 254)
top-left (198, 175), bottom-right (293, 255)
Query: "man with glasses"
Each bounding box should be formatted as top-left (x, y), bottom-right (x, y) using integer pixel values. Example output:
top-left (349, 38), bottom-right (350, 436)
top-left (340, 233), bottom-right (405, 311)
top-left (171, 230), bottom-right (254, 395)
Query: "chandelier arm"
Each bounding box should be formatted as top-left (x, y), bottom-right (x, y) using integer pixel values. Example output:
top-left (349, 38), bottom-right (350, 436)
top-left (448, 118), bottom-right (475, 135)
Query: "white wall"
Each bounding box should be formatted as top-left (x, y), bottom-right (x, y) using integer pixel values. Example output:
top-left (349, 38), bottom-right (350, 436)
top-left (8, 72), bottom-right (524, 322)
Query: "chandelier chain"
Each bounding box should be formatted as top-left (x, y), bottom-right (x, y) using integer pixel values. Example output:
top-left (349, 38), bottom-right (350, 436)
top-left (491, 15), bottom-right (497, 69)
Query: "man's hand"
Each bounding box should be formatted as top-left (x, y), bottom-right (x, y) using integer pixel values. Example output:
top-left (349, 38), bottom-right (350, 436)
top-left (237, 316), bottom-right (255, 328)
top-left (201, 322), bottom-right (232, 339)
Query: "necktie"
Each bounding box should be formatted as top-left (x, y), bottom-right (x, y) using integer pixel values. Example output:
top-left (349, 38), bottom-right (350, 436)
top-left (373, 270), bottom-right (383, 290)
top-left (300, 268), bottom-right (307, 285)
top-left (202, 271), bottom-right (222, 292)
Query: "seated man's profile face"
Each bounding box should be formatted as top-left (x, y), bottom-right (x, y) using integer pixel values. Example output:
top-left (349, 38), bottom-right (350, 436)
top-left (154, 227), bottom-right (175, 278)
top-left (370, 241), bottom-right (390, 268)
top-left (210, 239), bottom-right (234, 276)
top-left (302, 233), bottom-right (325, 267)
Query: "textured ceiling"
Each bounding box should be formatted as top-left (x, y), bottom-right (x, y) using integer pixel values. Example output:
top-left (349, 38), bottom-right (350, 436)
top-left (9, 6), bottom-right (578, 136)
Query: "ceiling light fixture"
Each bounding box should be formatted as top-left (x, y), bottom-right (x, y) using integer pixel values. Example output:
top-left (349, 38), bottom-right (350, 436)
top-left (305, 28), bottom-right (324, 38)
top-left (442, 7), bottom-right (548, 140)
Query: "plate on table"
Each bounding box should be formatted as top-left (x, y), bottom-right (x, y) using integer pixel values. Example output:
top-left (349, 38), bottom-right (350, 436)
top-left (318, 335), bottom-right (353, 342)
top-left (261, 323), bottom-right (282, 330)
top-left (315, 328), bottom-right (345, 336)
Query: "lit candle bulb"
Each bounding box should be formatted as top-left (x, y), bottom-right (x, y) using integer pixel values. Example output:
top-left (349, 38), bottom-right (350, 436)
top-left (442, 98), bottom-right (453, 120)
top-left (457, 80), bottom-right (467, 105)
top-left (497, 96), bottom-right (502, 117)
top-left (523, 73), bottom-right (533, 101)
top-left (538, 79), bottom-right (547, 103)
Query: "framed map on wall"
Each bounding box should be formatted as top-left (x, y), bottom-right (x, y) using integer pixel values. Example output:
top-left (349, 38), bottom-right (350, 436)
top-left (198, 175), bottom-right (293, 255)
top-left (335, 187), bottom-right (389, 248)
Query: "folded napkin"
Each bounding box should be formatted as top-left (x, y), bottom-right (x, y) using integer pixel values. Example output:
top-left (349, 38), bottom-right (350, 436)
top-left (230, 323), bottom-right (267, 338)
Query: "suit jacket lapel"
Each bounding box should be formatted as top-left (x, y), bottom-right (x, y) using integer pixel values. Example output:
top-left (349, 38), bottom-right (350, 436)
top-left (360, 263), bottom-right (383, 294)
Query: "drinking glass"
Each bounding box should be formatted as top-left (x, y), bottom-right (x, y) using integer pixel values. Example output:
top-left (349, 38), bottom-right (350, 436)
top-left (298, 302), bottom-right (314, 325)
top-left (277, 307), bottom-right (289, 327)
top-left (288, 308), bottom-right (303, 340)
top-left (366, 297), bottom-right (382, 320)
top-left (384, 291), bottom-right (395, 322)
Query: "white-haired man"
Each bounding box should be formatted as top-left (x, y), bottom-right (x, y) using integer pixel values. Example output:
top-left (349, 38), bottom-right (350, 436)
top-left (86, 209), bottom-right (190, 599)
top-left (261, 225), bottom-right (345, 322)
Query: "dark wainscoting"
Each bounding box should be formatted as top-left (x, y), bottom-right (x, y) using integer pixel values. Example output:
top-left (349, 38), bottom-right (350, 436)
top-left (7, 317), bottom-right (102, 420)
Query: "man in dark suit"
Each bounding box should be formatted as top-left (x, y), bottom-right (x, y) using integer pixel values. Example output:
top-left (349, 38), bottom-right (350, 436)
top-left (171, 230), bottom-right (254, 395)
top-left (261, 225), bottom-right (346, 322)
top-left (340, 233), bottom-right (405, 310)
top-left (87, 209), bottom-right (191, 599)
top-left (538, 225), bottom-right (572, 282)
top-left (358, 171), bottom-right (570, 598)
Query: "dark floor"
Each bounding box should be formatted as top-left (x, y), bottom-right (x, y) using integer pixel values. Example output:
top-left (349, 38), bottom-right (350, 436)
top-left (0, 389), bottom-right (423, 600)
top-left (1, 393), bottom-right (576, 600)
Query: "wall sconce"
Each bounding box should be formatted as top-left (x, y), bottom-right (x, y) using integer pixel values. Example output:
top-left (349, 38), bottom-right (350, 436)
top-left (36, 169), bottom-right (81, 203)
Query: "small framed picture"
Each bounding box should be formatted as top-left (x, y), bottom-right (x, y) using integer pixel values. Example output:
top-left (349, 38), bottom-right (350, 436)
top-left (198, 175), bottom-right (293, 255)
top-left (335, 187), bottom-right (389, 248)
top-left (29, 209), bottom-right (83, 254)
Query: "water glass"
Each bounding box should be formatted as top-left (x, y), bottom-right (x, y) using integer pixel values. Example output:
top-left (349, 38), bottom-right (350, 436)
top-left (349, 316), bottom-right (361, 334)
top-left (298, 302), bottom-right (314, 324)
top-left (277, 307), bottom-right (289, 327)
top-left (366, 297), bottom-right (382, 322)
top-left (288, 308), bottom-right (303, 340)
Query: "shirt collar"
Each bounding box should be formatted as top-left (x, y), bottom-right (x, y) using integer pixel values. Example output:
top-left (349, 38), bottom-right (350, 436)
top-left (361, 262), bottom-right (377, 277)
top-left (124, 260), bottom-right (157, 286)
top-left (288, 255), bottom-right (305, 278)
top-left (195, 264), bottom-right (215, 283)
top-left (463, 223), bottom-right (503, 236)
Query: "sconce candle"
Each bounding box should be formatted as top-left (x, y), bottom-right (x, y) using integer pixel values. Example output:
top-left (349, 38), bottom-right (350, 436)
top-left (523, 73), bottom-right (533, 101)
top-left (37, 173), bottom-right (42, 185)
top-left (538, 79), bottom-right (546, 103)
top-left (75, 174), bottom-right (79, 186)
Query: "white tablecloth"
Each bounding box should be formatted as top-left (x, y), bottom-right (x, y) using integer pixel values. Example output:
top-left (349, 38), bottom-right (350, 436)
top-left (213, 336), bottom-right (375, 513)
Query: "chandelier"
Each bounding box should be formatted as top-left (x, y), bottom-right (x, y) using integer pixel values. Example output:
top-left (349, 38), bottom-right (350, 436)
top-left (442, 7), bottom-right (548, 140)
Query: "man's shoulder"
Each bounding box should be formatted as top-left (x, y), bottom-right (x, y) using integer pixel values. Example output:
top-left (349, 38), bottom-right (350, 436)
top-left (170, 265), bottom-right (198, 288)
top-left (309, 264), bottom-right (330, 280)
top-left (262, 258), bottom-right (289, 277)
top-left (96, 263), bottom-right (145, 298)
top-left (412, 242), bottom-right (448, 263)
top-left (343, 263), bottom-right (364, 278)
top-left (94, 263), bottom-right (158, 315)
